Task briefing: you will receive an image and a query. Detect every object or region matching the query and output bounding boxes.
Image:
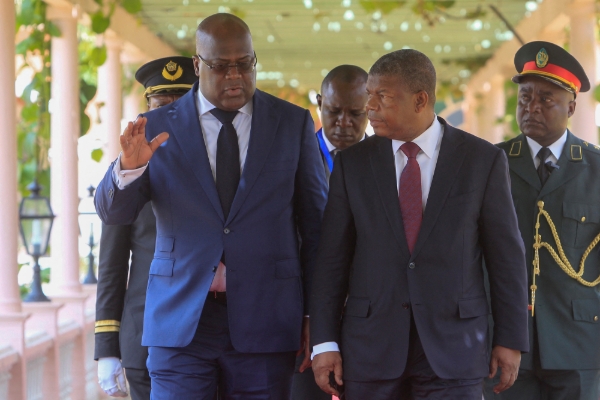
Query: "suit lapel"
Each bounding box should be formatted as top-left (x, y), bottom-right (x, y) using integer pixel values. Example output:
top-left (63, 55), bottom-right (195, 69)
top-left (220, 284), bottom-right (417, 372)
top-left (539, 131), bottom-right (588, 197)
top-left (507, 135), bottom-right (542, 191)
top-left (370, 137), bottom-right (410, 256)
top-left (167, 83), bottom-right (224, 221)
top-left (225, 90), bottom-right (279, 224)
top-left (411, 118), bottom-right (466, 259)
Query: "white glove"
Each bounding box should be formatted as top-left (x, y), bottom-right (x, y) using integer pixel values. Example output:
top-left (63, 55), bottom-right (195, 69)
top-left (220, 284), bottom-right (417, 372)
top-left (98, 357), bottom-right (129, 397)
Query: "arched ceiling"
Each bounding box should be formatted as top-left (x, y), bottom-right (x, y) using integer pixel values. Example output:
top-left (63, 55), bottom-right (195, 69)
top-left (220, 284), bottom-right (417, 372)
top-left (137, 0), bottom-right (539, 95)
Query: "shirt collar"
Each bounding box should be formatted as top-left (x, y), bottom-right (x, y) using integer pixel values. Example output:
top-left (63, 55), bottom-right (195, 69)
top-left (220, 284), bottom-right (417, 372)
top-left (196, 87), bottom-right (253, 117)
top-left (321, 129), bottom-right (367, 153)
top-left (391, 115), bottom-right (441, 159)
top-left (526, 130), bottom-right (568, 160)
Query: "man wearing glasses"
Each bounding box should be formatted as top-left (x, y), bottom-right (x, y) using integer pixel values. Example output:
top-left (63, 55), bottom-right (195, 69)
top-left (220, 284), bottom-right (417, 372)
top-left (95, 13), bottom-right (327, 399)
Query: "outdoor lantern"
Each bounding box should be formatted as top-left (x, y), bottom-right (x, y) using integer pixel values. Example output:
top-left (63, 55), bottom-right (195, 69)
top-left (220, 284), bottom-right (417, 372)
top-left (78, 185), bottom-right (101, 284)
top-left (19, 180), bottom-right (54, 302)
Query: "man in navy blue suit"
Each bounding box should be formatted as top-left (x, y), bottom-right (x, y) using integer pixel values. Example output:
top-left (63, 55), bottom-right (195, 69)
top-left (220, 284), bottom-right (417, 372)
top-left (95, 13), bottom-right (327, 399)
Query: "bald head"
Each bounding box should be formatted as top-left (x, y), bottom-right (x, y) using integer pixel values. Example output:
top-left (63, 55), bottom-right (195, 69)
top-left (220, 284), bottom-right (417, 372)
top-left (193, 13), bottom-right (256, 111)
top-left (321, 65), bottom-right (368, 93)
top-left (196, 13), bottom-right (251, 53)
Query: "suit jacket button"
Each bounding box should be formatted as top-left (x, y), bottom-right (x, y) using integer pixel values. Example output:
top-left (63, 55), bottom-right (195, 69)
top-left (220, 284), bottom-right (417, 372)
top-left (408, 262), bottom-right (416, 269)
top-left (224, 228), bottom-right (230, 234)
top-left (402, 303), bottom-right (409, 309)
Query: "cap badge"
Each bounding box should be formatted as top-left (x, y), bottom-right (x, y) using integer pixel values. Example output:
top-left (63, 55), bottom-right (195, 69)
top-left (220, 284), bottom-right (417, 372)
top-left (162, 61), bottom-right (183, 81)
top-left (536, 48), bottom-right (549, 68)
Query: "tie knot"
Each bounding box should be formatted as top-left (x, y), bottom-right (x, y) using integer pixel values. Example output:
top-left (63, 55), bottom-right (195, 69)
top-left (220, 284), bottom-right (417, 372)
top-left (537, 147), bottom-right (552, 163)
top-left (210, 108), bottom-right (238, 124)
top-left (401, 142), bottom-right (421, 159)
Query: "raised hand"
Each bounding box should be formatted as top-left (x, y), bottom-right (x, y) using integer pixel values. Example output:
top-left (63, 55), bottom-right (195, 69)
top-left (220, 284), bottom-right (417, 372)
top-left (120, 116), bottom-right (169, 170)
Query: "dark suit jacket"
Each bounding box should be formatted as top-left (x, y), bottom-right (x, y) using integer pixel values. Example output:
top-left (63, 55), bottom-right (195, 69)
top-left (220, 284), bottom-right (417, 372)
top-left (310, 117), bottom-right (529, 382)
top-left (94, 203), bottom-right (155, 369)
top-left (498, 132), bottom-right (600, 370)
top-left (95, 84), bottom-right (328, 351)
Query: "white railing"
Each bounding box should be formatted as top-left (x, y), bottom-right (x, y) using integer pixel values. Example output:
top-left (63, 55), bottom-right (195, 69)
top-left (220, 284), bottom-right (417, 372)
top-left (85, 330), bottom-right (98, 400)
top-left (26, 355), bottom-right (46, 400)
top-left (0, 286), bottom-right (103, 400)
top-left (59, 341), bottom-right (75, 399)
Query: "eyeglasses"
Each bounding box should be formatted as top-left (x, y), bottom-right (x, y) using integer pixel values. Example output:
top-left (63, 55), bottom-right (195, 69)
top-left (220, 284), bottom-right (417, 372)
top-left (196, 52), bottom-right (257, 74)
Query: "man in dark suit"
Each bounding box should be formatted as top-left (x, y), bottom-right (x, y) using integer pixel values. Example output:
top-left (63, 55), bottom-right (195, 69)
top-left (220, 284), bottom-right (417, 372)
top-left (310, 49), bottom-right (529, 399)
top-left (315, 65), bottom-right (369, 182)
top-left (292, 65), bottom-right (369, 400)
top-left (95, 13), bottom-right (327, 399)
top-left (94, 56), bottom-right (196, 399)
top-left (484, 42), bottom-right (600, 400)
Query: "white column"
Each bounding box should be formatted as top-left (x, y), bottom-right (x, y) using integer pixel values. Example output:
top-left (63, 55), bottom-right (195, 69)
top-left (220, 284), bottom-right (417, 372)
top-left (98, 32), bottom-right (123, 162)
top-left (489, 74), bottom-right (506, 144)
top-left (0, 2), bottom-right (29, 396)
top-left (0, 0), bottom-right (21, 314)
top-left (48, 5), bottom-right (81, 295)
top-left (569, 0), bottom-right (598, 144)
top-left (462, 88), bottom-right (479, 137)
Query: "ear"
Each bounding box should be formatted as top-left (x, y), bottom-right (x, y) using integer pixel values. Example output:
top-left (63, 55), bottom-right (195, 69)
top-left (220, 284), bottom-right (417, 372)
top-left (414, 91), bottom-right (429, 113)
top-left (316, 94), bottom-right (322, 110)
top-left (567, 98), bottom-right (576, 118)
top-left (192, 56), bottom-right (200, 77)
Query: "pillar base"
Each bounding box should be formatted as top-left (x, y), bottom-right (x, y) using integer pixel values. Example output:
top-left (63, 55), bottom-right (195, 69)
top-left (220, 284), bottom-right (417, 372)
top-left (0, 312), bottom-right (29, 400)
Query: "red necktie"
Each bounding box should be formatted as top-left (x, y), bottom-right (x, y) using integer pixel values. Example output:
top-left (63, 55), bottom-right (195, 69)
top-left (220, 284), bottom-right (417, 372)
top-left (399, 142), bottom-right (422, 254)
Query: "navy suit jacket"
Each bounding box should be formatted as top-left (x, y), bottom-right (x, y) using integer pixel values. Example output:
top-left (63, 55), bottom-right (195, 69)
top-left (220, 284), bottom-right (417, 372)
top-left (96, 84), bottom-right (328, 351)
top-left (310, 118), bottom-right (529, 381)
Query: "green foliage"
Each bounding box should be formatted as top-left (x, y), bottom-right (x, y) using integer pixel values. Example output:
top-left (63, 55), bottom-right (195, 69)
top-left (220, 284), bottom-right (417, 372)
top-left (91, 11), bottom-right (111, 34)
top-left (91, 148), bottom-right (104, 162)
top-left (15, 0), bottom-right (142, 197)
top-left (594, 84), bottom-right (600, 103)
top-left (121, 0), bottom-right (143, 14)
top-left (500, 79), bottom-right (520, 141)
top-left (359, 0), bottom-right (406, 15)
top-left (15, 0), bottom-right (54, 197)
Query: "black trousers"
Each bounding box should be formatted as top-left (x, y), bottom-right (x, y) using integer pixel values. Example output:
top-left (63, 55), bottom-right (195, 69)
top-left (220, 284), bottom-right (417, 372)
top-left (146, 295), bottom-right (296, 400)
top-left (344, 315), bottom-right (483, 400)
top-left (125, 367), bottom-right (151, 400)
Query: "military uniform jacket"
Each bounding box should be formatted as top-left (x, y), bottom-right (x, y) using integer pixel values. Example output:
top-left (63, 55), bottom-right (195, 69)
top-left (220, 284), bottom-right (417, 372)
top-left (499, 132), bottom-right (600, 370)
top-left (94, 203), bottom-right (156, 369)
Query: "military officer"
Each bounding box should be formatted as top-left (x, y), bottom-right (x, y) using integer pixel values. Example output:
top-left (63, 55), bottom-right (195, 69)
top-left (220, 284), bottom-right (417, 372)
top-left (94, 56), bottom-right (196, 399)
top-left (485, 41), bottom-right (600, 400)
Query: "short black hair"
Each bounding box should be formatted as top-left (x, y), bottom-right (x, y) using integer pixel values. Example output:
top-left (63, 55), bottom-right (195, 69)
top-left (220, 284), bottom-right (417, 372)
top-left (321, 65), bottom-right (368, 92)
top-left (369, 49), bottom-right (436, 106)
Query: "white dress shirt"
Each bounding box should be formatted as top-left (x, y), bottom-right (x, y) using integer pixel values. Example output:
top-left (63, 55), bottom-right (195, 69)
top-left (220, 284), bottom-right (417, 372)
top-left (526, 130), bottom-right (567, 168)
top-left (312, 116), bottom-right (443, 358)
top-left (321, 130), bottom-right (367, 156)
top-left (112, 89), bottom-right (253, 188)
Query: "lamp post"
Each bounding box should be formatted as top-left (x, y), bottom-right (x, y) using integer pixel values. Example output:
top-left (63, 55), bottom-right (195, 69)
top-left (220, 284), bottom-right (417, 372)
top-left (19, 180), bottom-right (54, 302)
top-left (79, 185), bottom-right (100, 284)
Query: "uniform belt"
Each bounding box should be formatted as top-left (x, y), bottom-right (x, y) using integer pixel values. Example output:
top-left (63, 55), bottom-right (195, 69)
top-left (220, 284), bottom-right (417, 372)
top-left (208, 291), bottom-right (227, 305)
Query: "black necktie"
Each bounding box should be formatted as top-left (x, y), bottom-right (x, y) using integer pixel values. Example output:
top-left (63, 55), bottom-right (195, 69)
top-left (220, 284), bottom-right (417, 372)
top-left (211, 108), bottom-right (240, 220)
top-left (536, 147), bottom-right (552, 186)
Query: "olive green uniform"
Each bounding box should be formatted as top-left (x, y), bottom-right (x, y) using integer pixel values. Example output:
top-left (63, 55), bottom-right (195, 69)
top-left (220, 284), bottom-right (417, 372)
top-left (485, 132), bottom-right (600, 400)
